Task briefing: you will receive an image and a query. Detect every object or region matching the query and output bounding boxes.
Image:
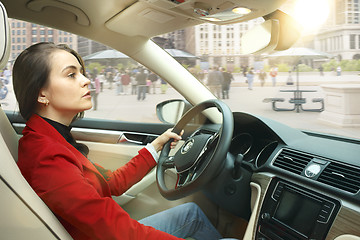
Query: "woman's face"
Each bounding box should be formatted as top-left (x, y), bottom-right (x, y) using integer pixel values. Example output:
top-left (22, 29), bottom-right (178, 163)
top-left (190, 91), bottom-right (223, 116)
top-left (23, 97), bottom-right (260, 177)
top-left (38, 50), bottom-right (92, 125)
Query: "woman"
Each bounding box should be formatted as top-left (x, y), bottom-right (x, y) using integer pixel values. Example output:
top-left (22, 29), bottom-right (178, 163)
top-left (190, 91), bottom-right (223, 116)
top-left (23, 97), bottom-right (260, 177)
top-left (12, 42), bottom-right (226, 240)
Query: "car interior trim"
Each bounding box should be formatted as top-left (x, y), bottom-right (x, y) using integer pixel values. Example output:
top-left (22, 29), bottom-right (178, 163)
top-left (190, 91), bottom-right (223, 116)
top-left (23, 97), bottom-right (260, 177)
top-left (27, 0), bottom-right (90, 26)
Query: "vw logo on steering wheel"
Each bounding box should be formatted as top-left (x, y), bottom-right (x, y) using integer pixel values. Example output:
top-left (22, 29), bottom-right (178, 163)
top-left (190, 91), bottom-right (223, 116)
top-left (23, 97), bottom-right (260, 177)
top-left (181, 138), bottom-right (194, 154)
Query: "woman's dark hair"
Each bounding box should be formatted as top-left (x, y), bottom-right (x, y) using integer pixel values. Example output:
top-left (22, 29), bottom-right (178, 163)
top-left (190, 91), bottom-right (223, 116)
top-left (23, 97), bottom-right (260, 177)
top-left (13, 42), bottom-right (86, 121)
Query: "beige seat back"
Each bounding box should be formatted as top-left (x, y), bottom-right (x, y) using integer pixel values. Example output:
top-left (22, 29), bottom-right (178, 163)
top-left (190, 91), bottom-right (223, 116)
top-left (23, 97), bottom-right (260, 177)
top-left (0, 0), bottom-right (18, 161)
top-left (0, 109), bottom-right (19, 161)
top-left (0, 2), bottom-right (72, 239)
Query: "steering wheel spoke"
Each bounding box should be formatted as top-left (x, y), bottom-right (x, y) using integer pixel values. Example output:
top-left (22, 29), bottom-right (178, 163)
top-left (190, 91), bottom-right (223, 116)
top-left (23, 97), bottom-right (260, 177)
top-left (176, 168), bottom-right (199, 188)
top-left (162, 156), bottom-right (175, 169)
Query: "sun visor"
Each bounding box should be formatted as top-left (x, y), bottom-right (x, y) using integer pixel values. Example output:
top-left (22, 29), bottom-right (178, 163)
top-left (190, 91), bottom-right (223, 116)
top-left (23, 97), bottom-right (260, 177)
top-left (105, 2), bottom-right (199, 37)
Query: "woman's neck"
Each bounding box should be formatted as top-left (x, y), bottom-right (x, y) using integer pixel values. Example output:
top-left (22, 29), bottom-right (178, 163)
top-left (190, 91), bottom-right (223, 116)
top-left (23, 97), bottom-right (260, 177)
top-left (36, 108), bottom-right (75, 126)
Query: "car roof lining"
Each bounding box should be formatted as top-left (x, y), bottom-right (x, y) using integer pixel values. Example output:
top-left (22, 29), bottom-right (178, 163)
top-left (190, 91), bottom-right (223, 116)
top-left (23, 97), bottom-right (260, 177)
top-left (5, 0), bottom-right (288, 38)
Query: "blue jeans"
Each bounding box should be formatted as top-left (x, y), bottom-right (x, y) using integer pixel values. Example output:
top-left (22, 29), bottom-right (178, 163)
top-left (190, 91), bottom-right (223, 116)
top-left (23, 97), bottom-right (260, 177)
top-left (139, 202), bottom-right (237, 240)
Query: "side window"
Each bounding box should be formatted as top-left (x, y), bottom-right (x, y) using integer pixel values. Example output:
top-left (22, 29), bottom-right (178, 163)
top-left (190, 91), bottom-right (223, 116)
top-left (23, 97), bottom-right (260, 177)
top-left (3, 20), bottom-right (184, 124)
top-left (83, 62), bottom-right (183, 123)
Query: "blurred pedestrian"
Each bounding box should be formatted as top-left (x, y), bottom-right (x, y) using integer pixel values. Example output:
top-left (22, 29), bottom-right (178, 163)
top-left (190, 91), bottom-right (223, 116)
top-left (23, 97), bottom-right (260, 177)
top-left (0, 76), bottom-right (8, 100)
top-left (160, 78), bottom-right (168, 94)
top-left (92, 66), bottom-right (98, 79)
top-left (136, 68), bottom-right (148, 101)
top-left (114, 70), bottom-right (123, 95)
top-left (147, 71), bottom-right (158, 94)
top-left (131, 72), bottom-right (137, 95)
top-left (98, 70), bottom-right (105, 92)
top-left (241, 65), bottom-right (247, 77)
top-left (92, 73), bottom-right (101, 110)
top-left (336, 66), bottom-right (342, 76)
top-left (105, 66), bottom-right (115, 89)
top-left (269, 67), bottom-right (278, 87)
top-left (286, 71), bottom-right (294, 85)
top-left (246, 68), bottom-right (255, 90)
top-left (121, 69), bottom-right (131, 95)
top-left (106, 71), bottom-right (114, 90)
top-left (207, 66), bottom-right (223, 98)
top-left (3, 67), bottom-right (11, 84)
top-left (318, 65), bottom-right (324, 76)
top-left (220, 68), bottom-right (233, 99)
top-left (258, 69), bottom-right (267, 87)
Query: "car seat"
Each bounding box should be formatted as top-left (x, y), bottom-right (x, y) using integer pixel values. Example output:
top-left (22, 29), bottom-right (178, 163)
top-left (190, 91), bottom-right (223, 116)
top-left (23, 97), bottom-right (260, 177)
top-left (0, 2), bottom-right (73, 239)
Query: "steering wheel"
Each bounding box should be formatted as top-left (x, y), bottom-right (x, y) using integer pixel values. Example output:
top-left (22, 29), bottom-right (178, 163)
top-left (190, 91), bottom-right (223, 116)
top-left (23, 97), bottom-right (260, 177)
top-left (156, 99), bottom-right (234, 200)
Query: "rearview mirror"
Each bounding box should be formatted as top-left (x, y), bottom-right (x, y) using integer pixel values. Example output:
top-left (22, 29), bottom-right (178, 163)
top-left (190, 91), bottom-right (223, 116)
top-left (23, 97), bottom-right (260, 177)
top-left (241, 19), bottom-right (279, 55)
top-left (263, 10), bottom-right (301, 51)
top-left (241, 10), bottom-right (301, 54)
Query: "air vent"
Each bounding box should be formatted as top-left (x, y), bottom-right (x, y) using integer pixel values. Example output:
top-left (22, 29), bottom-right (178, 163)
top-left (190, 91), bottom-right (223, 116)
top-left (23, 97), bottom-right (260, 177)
top-left (318, 162), bottom-right (360, 194)
top-left (273, 149), bottom-right (313, 175)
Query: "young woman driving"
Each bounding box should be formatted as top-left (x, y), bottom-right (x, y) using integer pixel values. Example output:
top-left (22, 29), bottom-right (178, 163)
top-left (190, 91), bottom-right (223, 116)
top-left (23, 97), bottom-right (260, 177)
top-left (12, 42), bottom-right (227, 240)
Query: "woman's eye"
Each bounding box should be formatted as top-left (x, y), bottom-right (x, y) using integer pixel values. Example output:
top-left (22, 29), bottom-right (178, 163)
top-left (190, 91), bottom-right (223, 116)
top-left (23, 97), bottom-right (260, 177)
top-left (68, 73), bottom-right (76, 78)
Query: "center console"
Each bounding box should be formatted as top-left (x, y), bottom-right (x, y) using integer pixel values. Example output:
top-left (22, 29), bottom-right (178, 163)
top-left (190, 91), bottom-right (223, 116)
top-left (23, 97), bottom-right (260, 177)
top-left (256, 178), bottom-right (340, 240)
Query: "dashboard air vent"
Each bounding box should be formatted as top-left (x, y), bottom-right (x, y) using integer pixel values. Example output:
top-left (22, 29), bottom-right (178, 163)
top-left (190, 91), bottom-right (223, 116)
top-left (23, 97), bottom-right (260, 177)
top-left (317, 162), bottom-right (360, 194)
top-left (273, 149), bottom-right (313, 175)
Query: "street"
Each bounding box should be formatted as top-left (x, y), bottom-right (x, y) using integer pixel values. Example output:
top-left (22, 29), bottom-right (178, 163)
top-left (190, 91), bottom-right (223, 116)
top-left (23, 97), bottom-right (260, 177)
top-left (2, 72), bottom-right (360, 139)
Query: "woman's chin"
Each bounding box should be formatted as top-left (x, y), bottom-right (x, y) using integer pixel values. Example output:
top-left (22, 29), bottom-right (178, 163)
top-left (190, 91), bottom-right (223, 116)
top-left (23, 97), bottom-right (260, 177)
top-left (82, 103), bottom-right (93, 111)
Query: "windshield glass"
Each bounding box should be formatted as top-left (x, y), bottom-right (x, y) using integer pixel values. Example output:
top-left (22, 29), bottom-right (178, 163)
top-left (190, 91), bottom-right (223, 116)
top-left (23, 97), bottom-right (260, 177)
top-left (2, 0), bottom-right (359, 141)
top-left (170, 0), bottom-right (360, 140)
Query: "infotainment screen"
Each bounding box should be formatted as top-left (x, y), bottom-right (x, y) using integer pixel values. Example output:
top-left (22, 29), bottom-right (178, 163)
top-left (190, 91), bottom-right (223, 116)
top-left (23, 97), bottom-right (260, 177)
top-left (274, 189), bottom-right (323, 237)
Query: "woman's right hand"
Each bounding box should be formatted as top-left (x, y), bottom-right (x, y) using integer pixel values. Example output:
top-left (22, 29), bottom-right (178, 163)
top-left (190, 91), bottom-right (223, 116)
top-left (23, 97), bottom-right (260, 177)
top-left (151, 129), bottom-right (184, 152)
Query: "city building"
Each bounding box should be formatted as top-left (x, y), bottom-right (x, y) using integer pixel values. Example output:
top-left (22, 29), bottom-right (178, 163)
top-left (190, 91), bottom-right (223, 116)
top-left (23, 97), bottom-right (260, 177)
top-left (313, 0), bottom-right (360, 61)
top-left (155, 18), bottom-right (263, 71)
top-left (194, 19), bottom-right (263, 71)
top-left (8, 18), bottom-right (77, 62)
top-left (297, 0), bottom-right (360, 62)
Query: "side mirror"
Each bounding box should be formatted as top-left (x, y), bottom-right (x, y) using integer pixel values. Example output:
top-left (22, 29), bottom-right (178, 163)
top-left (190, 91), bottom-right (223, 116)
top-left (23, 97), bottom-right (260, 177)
top-left (156, 99), bottom-right (192, 124)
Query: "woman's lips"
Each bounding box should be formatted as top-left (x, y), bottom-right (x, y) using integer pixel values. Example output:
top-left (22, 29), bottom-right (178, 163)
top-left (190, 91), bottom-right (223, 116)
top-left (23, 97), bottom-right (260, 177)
top-left (83, 91), bottom-right (91, 98)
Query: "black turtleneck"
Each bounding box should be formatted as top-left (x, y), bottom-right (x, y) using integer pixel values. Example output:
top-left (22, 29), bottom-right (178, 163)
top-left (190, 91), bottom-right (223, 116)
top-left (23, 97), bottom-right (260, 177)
top-left (41, 117), bottom-right (89, 157)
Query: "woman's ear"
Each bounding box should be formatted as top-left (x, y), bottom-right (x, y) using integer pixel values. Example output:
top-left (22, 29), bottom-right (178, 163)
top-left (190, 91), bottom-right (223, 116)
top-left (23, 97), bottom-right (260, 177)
top-left (38, 89), bottom-right (49, 106)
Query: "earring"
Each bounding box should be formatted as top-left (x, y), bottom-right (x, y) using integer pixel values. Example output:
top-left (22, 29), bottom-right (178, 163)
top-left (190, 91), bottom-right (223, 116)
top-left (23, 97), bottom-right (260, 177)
top-left (39, 99), bottom-right (49, 106)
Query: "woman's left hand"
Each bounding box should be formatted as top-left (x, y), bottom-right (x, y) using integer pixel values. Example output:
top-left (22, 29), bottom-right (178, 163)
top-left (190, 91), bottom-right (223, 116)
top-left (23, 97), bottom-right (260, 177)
top-left (151, 129), bottom-right (184, 152)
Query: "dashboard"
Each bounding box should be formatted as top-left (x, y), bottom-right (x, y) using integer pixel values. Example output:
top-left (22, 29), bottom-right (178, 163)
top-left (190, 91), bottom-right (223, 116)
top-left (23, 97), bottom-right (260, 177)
top-left (5, 109), bottom-right (360, 240)
top-left (218, 111), bottom-right (360, 240)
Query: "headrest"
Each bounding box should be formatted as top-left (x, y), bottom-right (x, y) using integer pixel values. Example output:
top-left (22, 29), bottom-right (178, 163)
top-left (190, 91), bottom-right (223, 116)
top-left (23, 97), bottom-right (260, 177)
top-left (0, 2), bottom-right (10, 70)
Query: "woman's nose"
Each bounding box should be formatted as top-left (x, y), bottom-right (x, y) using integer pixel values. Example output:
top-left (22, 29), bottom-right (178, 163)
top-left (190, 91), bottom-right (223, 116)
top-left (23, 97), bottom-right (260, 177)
top-left (81, 74), bottom-right (91, 87)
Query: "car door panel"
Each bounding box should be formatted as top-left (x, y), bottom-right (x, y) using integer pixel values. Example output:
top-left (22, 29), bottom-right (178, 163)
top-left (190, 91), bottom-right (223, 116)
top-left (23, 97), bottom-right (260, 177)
top-left (78, 140), bottom-right (157, 206)
top-left (5, 112), bottom-right (186, 214)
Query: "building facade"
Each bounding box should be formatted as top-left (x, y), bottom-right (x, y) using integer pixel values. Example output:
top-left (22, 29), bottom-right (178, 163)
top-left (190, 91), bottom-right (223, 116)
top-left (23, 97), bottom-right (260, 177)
top-left (194, 18), bottom-right (263, 71)
top-left (314, 0), bottom-right (360, 60)
top-left (8, 19), bottom-right (77, 62)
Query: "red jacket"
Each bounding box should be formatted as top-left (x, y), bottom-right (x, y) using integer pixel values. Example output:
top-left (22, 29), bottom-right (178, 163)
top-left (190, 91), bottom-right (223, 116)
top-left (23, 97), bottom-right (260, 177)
top-left (17, 114), bottom-right (182, 240)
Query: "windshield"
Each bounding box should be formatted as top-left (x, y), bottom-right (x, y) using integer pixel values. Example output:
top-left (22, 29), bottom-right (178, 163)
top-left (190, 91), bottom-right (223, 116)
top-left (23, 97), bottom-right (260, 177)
top-left (1, 0), bottom-right (359, 141)
top-left (175, 0), bottom-right (360, 140)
